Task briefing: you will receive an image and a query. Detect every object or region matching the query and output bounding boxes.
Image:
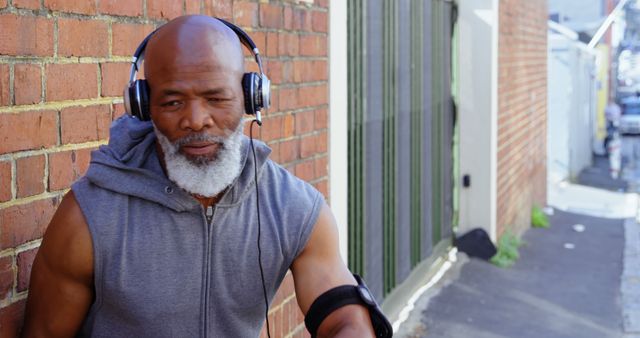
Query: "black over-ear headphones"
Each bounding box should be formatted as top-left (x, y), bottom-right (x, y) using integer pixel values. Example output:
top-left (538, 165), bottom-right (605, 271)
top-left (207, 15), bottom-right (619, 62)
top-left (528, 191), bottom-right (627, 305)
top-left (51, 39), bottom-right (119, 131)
top-left (123, 18), bottom-right (270, 125)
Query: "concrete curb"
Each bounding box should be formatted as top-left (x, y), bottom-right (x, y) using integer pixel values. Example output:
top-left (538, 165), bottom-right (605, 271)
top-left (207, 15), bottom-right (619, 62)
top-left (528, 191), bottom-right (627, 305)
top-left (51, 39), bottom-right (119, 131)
top-left (624, 218), bottom-right (640, 335)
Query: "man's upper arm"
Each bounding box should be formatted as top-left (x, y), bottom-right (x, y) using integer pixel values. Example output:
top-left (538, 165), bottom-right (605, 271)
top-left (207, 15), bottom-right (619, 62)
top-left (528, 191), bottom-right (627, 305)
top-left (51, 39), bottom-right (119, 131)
top-left (291, 203), bottom-right (374, 337)
top-left (22, 191), bottom-right (94, 338)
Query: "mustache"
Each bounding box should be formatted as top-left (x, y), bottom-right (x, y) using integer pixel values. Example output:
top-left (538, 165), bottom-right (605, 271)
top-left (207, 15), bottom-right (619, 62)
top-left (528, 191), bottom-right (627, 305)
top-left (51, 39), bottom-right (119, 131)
top-left (173, 132), bottom-right (228, 148)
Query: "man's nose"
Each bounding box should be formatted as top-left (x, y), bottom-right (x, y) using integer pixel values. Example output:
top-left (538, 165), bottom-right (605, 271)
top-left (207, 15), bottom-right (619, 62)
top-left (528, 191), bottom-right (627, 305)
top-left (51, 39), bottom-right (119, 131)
top-left (179, 101), bottom-right (214, 131)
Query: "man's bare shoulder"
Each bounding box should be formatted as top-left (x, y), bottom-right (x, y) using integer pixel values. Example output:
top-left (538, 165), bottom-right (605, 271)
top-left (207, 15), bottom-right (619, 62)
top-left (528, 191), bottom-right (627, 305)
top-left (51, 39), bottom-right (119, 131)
top-left (38, 191), bottom-right (93, 281)
top-left (22, 192), bottom-right (94, 337)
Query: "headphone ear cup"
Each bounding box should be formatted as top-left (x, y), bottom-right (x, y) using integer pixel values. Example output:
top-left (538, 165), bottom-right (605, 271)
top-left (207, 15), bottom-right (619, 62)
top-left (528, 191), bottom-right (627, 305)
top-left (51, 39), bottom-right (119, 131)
top-left (124, 82), bottom-right (135, 117)
top-left (124, 80), bottom-right (150, 120)
top-left (138, 79), bottom-right (151, 121)
top-left (125, 82), bottom-right (141, 119)
top-left (242, 73), bottom-right (258, 115)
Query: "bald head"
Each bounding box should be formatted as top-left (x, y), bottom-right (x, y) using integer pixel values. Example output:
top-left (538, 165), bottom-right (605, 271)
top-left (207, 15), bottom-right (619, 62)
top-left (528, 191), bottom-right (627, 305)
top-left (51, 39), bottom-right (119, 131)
top-left (144, 15), bottom-right (248, 148)
top-left (144, 15), bottom-right (245, 81)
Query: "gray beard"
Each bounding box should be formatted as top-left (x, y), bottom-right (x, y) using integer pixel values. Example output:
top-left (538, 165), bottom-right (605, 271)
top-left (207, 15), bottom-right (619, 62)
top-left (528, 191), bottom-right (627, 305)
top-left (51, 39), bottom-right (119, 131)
top-left (153, 122), bottom-right (244, 198)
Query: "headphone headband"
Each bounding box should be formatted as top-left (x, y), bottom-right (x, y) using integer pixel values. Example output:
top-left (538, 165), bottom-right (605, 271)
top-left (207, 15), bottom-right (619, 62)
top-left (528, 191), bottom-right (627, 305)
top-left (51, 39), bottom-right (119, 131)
top-left (127, 18), bottom-right (264, 83)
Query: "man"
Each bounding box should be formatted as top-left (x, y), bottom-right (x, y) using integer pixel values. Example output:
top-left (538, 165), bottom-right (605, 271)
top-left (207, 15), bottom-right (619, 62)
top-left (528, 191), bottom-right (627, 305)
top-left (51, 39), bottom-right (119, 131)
top-left (604, 99), bottom-right (621, 155)
top-left (22, 16), bottom-right (377, 337)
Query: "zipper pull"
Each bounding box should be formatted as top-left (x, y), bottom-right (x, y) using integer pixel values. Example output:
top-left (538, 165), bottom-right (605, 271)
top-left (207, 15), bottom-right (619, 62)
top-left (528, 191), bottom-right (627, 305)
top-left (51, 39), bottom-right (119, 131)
top-left (206, 205), bottom-right (214, 224)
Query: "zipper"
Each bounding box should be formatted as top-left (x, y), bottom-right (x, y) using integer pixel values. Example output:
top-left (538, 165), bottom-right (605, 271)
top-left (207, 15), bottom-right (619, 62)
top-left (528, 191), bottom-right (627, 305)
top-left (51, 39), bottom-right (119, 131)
top-left (202, 205), bottom-right (215, 338)
top-left (206, 206), bottom-right (214, 224)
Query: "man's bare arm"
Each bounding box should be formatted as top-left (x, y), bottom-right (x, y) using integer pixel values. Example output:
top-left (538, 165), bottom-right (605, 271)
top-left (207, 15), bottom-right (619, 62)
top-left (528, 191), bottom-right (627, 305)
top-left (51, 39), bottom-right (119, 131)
top-left (22, 191), bottom-right (94, 338)
top-left (291, 203), bottom-right (375, 338)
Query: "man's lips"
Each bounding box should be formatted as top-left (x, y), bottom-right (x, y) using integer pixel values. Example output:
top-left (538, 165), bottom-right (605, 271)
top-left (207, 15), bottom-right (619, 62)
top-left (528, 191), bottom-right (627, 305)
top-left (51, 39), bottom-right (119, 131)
top-left (180, 142), bottom-right (221, 156)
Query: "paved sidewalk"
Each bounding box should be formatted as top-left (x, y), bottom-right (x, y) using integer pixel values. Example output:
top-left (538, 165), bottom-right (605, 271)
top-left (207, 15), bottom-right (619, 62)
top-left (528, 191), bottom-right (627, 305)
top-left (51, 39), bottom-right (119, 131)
top-left (396, 155), bottom-right (632, 338)
top-left (397, 210), bottom-right (624, 338)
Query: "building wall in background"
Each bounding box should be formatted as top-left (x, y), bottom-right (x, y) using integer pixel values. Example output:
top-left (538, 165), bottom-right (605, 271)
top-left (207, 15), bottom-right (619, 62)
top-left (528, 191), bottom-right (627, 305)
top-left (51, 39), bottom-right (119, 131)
top-left (497, 0), bottom-right (548, 235)
top-left (548, 0), bottom-right (604, 30)
top-left (0, 1), bottom-right (328, 337)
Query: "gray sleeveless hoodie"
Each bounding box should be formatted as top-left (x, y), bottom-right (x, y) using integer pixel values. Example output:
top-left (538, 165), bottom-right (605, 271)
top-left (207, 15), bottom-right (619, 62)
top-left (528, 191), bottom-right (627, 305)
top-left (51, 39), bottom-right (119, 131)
top-left (71, 116), bottom-right (322, 337)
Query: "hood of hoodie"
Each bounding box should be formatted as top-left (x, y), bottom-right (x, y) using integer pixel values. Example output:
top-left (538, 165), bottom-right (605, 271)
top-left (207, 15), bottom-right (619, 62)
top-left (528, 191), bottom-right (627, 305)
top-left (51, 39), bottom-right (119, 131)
top-left (84, 116), bottom-right (271, 212)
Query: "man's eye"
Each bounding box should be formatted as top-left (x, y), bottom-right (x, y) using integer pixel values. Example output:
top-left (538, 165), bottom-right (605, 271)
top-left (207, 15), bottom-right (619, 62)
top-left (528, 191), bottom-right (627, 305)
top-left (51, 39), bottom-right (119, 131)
top-left (208, 97), bottom-right (229, 103)
top-left (161, 101), bottom-right (181, 107)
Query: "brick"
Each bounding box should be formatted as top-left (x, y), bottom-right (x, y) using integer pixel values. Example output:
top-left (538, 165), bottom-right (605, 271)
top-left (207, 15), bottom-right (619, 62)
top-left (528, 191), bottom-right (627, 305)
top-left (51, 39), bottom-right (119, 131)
top-left (268, 87), bottom-right (279, 113)
top-left (293, 60), bottom-right (327, 83)
top-left (266, 60), bottom-right (283, 85)
top-left (0, 64), bottom-right (9, 106)
top-left (185, 0), bottom-right (201, 14)
top-left (0, 299), bottom-right (26, 338)
top-left (0, 197), bottom-right (59, 249)
top-left (0, 14), bottom-right (54, 56)
top-left (16, 155), bottom-right (45, 198)
top-left (0, 255), bottom-right (13, 300)
top-left (268, 312), bottom-right (278, 337)
top-left (315, 156), bottom-right (328, 177)
top-left (233, 1), bottom-right (258, 27)
top-left (14, 64), bottom-right (41, 105)
top-left (58, 18), bottom-right (109, 57)
top-left (0, 110), bottom-right (58, 153)
top-left (148, 0), bottom-right (183, 19)
top-left (274, 307), bottom-right (283, 337)
top-left (112, 102), bottom-right (126, 120)
top-left (112, 23), bottom-right (155, 56)
top-left (298, 84), bottom-right (327, 107)
top-left (316, 131), bottom-right (327, 153)
top-left (14, 0), bottom-right (39, 9)
top-left (279, 139), bottom-right (298, 164)
top-left (299, 134), bottom-right (316, 158)
top-left (261, 115), bottom-right (283, 142)
top-left (288, 307), bottom-right (298, 337)
top-left (260, 3), bottom-right (282, 29)
top-left (299, 35), bottom-right (326, 56)
top-left (295, 306), bottom-right (304, 328)
top-left (17, 247), bottom-right (38, 292)
top-left (45, 0), bottom-right (97, 14)
top-left (295, 110), bottom-right (315, 135)
top-left (311, 11), bottom-right (328, 33)
top-left (279, 32), bottom-right (299, 57)
top-left (205, 0), bottom-right (232, 19)
top-left (0, 0), bottom-right (6, 8)
top-left (101, 62), bottom-right (130, 97)
top-left (283, 6), bottom-right (293, 30)
top-left (265, 32), bottom-right (279, 57)
top-left (0, 161), bottom-right (11, 202)
top-left (60, 105), bottom-right (111, 144)
top-left (317, 0), bottom-right (329, 8)
top-left (283, 114), bottom-right (294, 138)
top-left (295, 160), bottom-right (315, 182)
top-left (314, 108), bottom-right (328, 129)
top-left (278, 87), bottom-right (298, 111)
top-left (292, 8), bottom-right (311, 31)
top-left (45, 63), bottom-right (98, 101)
top-left (48, 148), bottom-right (93, 191)
top-left (98, 0), bottom-right (142, 16)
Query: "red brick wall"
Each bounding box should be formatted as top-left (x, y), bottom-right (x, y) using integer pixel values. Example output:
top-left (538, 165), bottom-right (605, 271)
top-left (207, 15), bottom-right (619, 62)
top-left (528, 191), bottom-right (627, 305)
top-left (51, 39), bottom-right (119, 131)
top-left (497, 0), bottom-right (548, 236)
top-left (0, 1), bottom-right (328, 337)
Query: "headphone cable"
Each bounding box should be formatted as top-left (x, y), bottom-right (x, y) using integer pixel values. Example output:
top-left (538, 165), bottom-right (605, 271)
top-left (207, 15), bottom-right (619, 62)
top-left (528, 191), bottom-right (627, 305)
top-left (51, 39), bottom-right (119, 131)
top-left (250, 119), bottom-right (271, 338)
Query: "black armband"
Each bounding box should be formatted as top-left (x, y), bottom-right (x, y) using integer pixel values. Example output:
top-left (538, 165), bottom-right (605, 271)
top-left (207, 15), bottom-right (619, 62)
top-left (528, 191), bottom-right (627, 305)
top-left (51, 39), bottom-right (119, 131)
top-left (304, 274), bottom-right (393, 337)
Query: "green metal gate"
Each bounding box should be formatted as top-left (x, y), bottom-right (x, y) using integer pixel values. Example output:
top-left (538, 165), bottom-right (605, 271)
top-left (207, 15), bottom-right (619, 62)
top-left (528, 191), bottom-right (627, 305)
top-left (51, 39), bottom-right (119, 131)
top-left (347, 0), bottom-right (456, 300)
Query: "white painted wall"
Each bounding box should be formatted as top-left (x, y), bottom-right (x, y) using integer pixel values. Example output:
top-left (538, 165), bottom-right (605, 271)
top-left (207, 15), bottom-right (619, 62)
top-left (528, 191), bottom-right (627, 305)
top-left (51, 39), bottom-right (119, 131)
top-left (547, 30), bottom-right (597, 186)
top-left (457, 0), bottom-right (499, 241)
top-left (547, 34), bottom-right (572, 185)
top-left (329, 0), bottom-right (349, 262)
